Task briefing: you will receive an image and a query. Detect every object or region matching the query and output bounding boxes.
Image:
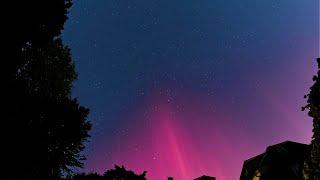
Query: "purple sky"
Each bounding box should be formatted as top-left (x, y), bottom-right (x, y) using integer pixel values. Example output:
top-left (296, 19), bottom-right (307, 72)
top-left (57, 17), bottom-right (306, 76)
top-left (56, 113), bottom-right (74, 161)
top-left (63, 0), bottom-right (319, 179)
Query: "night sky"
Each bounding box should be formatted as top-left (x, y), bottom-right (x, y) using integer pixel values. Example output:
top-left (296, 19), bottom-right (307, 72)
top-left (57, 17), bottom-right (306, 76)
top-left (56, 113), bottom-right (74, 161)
top-left (63, 1), bottom-right (319, 179)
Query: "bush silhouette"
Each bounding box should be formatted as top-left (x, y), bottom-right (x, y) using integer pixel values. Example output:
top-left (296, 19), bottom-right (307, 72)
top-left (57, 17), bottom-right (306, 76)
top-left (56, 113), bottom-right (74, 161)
top-left (69, 165), bottom-right (147, 180)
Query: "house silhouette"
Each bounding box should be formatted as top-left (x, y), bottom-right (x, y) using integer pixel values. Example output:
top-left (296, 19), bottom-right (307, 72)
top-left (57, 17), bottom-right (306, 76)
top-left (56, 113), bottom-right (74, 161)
top-left (240, 141), bottom-right (310, 180)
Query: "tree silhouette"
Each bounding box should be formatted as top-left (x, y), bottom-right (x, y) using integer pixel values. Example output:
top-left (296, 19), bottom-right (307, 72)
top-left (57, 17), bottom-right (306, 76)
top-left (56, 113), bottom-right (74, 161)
top-left (4, 1), bottom-right (92, 179)
top-left (7, 38), bottom-right (91, 180)
top-left (6, 0), bottom-right (71, 46)
top-left (302, 58), bottom-right (320, 180)
top-left (17, 38), bottom-right (77, 100)
top-left (68, 166), bottom-right (147, 180)
top-left (103, 165), bottom-right (147, 180)
top-left (5, 0), bottom-right (73, 82)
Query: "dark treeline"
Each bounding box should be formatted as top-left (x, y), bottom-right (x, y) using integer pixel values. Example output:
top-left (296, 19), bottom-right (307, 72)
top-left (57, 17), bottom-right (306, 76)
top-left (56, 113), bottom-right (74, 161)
top-left (4, 1), bottom-right (91, 179)
top-left (67, 165), bottom-right (147, 180)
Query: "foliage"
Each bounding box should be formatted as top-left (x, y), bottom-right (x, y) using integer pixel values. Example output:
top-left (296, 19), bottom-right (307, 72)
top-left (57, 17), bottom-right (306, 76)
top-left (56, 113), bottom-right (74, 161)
top-left (4, 1), bottom-right (92, 179)
top-left (17, 38), bottom-right (77, 100)
top-left (5, 0), bottom-right (73, 80)
top-left (103, 165), bottom-right (147, 180)
top-left (68, 166), bottom-right (147, 180)
top-left (302, 58), bottom-right (320, 180)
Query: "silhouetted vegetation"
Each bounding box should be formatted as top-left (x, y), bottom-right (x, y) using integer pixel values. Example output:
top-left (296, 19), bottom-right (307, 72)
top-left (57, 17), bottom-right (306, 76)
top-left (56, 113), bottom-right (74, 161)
top-left (69, 165), bottom-right (147, 180)
top-left (302, 58), bottom-right (320, 180)
top-left (4, 1), bottom-right (91, 179)
top-left (5, 0), bottom-right (72, 81)
top-left (104, 165), bottom-right (147, 180)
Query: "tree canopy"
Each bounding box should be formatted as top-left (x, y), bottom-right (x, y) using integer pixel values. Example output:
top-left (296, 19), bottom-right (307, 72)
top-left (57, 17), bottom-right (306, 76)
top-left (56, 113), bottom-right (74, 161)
top-left (69, 166), bottom-right (147, 180)
top-left (4, 1), bottom-right (92, 179)
top-left (302, 58), bottom-right (320, 180)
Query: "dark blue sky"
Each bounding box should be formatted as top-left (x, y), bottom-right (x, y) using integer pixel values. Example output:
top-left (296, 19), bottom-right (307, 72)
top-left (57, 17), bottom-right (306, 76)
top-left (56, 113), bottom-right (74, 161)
top-left (63, 1), bottom-right (319, 179)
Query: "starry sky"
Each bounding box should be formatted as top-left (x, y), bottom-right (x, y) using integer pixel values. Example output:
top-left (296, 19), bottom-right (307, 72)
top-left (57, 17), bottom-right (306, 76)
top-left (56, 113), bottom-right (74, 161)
top-left (63, 1), bottom-right (319, 179)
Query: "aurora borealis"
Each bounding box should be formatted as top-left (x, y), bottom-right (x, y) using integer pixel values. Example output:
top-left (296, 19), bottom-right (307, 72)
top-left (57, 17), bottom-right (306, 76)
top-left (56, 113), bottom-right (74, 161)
top-left (63, 0), bottom-right (319, 179)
